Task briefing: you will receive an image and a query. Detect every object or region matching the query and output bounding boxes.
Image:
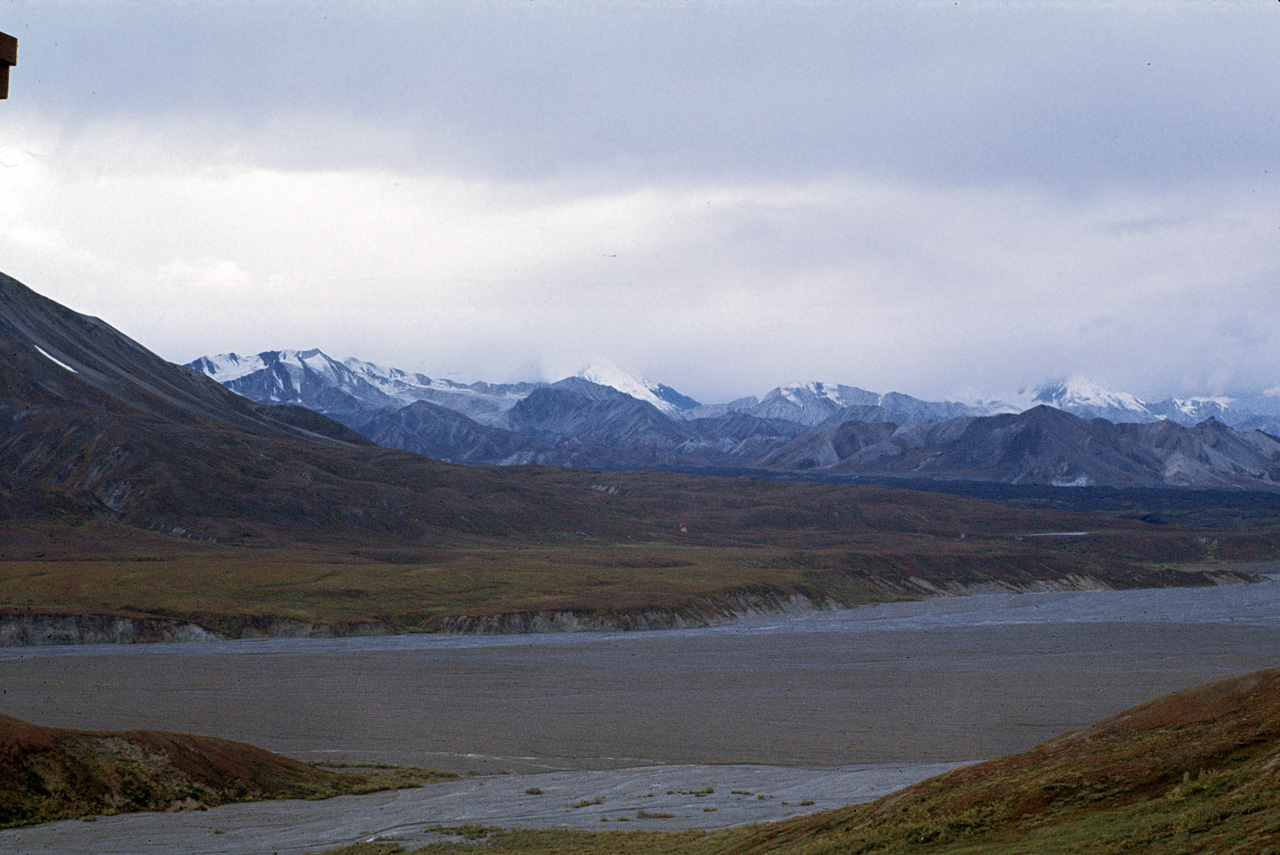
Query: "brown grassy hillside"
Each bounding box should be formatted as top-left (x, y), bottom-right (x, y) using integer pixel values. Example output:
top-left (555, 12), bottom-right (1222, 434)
top-left (0, 714), bottom-right (443, 828)
top-left (725, 666), bottom-right (1280, 855)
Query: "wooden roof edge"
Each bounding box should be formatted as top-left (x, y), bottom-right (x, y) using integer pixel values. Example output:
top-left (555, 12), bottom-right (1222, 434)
top-left (0, 32), bottom-right (17, 67)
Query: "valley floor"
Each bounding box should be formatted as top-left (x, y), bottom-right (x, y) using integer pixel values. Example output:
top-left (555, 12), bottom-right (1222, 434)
top-left (2, 576), bottom-right (1279, 853)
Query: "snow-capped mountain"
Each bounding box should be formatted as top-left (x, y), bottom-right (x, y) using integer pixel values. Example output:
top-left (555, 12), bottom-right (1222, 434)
top-left (189, 350), bottom-right (539, 428)
top-left (335, 358), bottom-right (540, 427)
top-left (189, 350), bottom-right (1280, 485)
top-left (1145, 396), bottom-right (1236, 425)
top-left (577, 361), bottom-right (700, 415)
top-left (687, 382), bottom-right (875, 425)
top-left (192, 349), bottom-right (340, 389)
top-left (191, 352), bottom-right (1280, 438)
top-left (339, 356), bottom-right (540, 425)
top-left (975, 377), bottom-right (1280, 433)
top-left (996, 376), bottom-right (1155, 423)
top-left (691, 382), bottom-right (976, 427)
top-left (188, 349), bottom-right (400, 426)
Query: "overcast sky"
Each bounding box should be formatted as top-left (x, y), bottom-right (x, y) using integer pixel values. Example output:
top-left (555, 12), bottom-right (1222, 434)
top-left (2, 1), bottom-right (1278, 404)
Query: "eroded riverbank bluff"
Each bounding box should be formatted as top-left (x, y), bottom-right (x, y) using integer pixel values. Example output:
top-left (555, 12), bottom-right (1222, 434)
top-left (0, 565), bottom-right (1262, 645)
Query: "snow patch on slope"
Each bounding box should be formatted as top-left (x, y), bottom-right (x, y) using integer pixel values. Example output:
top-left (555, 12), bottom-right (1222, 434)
top-left (780, 381), bottom-right (869, 408)
top-left (33, 345), bottom-right (77, 374)
top-left (195, 353), bottom-right (266, 383)
top-left (1169, 396), bottom-right (1234, 417)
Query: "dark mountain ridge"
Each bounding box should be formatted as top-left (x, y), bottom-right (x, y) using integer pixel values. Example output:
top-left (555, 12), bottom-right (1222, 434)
top-left (3, 278), bottom-right (289, 435)
top-left (506, 378), bottom-right (695, 449)
top-left (361, 399), bottom-right (553, 465)
top-left (0, 272), bottom-right (641, 540)
top-left (793, 405), bottom-right (1280, 491)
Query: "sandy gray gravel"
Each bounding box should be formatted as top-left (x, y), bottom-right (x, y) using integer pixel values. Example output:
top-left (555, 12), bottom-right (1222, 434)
top-left (0, 761), bottom-right (969, 855)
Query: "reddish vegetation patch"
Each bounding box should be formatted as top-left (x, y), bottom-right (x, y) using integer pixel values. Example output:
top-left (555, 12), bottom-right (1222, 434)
top-left (0, 713), bottom-right (361, 827)
top-left (725, 667), bottom-right (1280, 855)
top-left (889, 666), bottom-right (1280, 819)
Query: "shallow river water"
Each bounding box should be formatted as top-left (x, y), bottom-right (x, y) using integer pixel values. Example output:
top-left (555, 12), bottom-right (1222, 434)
top-left (2, 573), bottom-right (1279, 853)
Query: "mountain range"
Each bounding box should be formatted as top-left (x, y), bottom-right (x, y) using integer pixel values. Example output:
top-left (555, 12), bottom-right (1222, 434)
top-left (191, 349), bottom-right (1280, 491)
top-left (4, 258), bottom-right (1278, 512)
top-left (11, 269), bottom-right (1121, 549)
top-left (6, 268), bottom-right (1280, 639)
top-left (192, 350), bottom-right (1280, 431)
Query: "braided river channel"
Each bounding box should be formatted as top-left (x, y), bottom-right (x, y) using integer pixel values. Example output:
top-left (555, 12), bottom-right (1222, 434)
top-left (3, 566), bottom-right (1279, 853)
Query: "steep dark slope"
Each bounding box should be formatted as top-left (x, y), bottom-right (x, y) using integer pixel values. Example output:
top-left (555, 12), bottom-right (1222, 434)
top-left (0, 274), bottom-right (307, 435)
top-left (677, 412), bottom-right (808, 465)
top-left (252, 403), bottom-right (378, 446)
top-left (897, 406), bottom-right (1165, 485)
top-left (762, 420), bottom-right (898, 470)
top-left (1122, 416), bottom-right (1280, 486)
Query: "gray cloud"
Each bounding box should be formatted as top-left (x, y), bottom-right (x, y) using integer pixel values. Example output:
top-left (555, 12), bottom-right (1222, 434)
top-left (12, 2), bottom-right (1277, 189)
top-left (2, 1), bottom-right (1279, 403)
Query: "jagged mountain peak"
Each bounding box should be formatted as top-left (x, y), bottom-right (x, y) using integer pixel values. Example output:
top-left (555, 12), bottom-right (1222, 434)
top-left (194, 348), bottom-right (347, 384)
top-left (185, 333), bottom-right (1280, 478)
top-left (345, 358), bottom-right (404, 384)
top-left (1162, 395), bottom-right (1236, 418)
top-left (190, 351), bottom-right (265, 383)
top-left (986, 375), bottom-right (1158, 424)
top-left (1028, 375), bottom-right (1149, 413)
top-left (575, 360), bottom-right (700, 414)
top-left (779, 381), bottom-right (850, 404)
top-left (784, 381), bottom-right (900, 410)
